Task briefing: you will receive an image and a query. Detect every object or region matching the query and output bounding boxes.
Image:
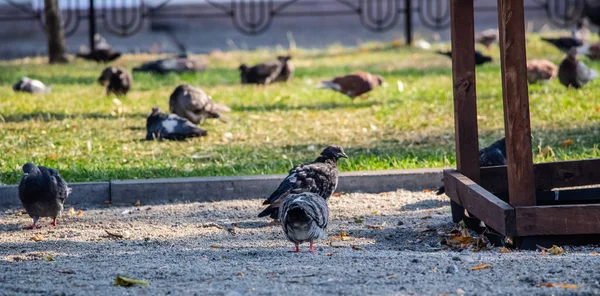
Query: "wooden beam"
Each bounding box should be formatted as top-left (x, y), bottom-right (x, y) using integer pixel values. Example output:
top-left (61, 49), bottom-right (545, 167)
top-left (516, 204), bottom-right (600, 236)
top-left (480, 159), bottom-right (600, 194)
top-left (496, 0), bottom-right (536, 206)
top-left (443, 170), bottom-right (516, 237)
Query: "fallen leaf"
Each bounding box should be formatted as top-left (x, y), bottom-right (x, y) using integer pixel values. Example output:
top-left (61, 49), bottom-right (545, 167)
top-left (77, 210), bottom-right (83, 216)
top-left (44, 255), bottom-right (55, 262)
top-left (351, 245), bottom-right (365, 251)
top-left (366, 224), bottom-right (384, 230)
top-left (353, 217), bottom-right (364, 224)
top-left (371, 211), bottom-right (379, 215)
top-left (392, 39), bottom-right (402, 47)
top-left (537, 283), bottom-right (578, 289)
top-left (237, 272), bottom-right (244, 276)
top-left (540, 245), bottom-right (564, 255)
top-left (48, 153), bottom-right (57, 160)
top-left (325, 253), bottom-right (334, 257)
top-left (210, 245), bottom-right (222, 249)
top-left (559, 139), bottom-right (574, 147)
top-left (470, 263), bottom-right (492, 271)
top-left (498, 247), bottom-right (512, 253)
top-left (332, 192), bottom-right (345, 197)
top-left (67, 207), bottom-right (76, 215)
top-left (387, 274), bottom-right (397, 279)
top-left (132, 200), bottom-right (141, 207)
top-left (114, 275), bottom-right (150, 287)
top-left (31, 235), bottom-right (44, 242)
top-left (591, 251), bottom-right (598, 255)
top-left (456, 288), bottom-right (466, 295)
top-left (423, 189), bottom-right (432, 193)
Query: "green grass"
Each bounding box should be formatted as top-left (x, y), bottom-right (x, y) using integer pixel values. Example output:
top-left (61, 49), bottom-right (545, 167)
top-left (1, 37), bottom-right (600, 185)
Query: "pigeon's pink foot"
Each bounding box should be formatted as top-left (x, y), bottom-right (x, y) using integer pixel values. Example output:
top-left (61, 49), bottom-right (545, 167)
top-left (50, 219), bottom-right (57, 227)
top-left (309, 241), bottom-right (316, 253)
top-left (23, 224), bottom-right (41, 230)
top-left (288, 245), bottom-right (301, 253)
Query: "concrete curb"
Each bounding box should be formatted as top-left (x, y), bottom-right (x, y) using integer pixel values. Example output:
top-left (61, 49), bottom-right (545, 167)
top-left (0, 168), bottom-right (444, 208)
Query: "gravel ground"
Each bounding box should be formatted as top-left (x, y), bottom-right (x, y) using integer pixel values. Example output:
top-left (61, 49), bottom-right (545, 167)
top-left (1, 190), bottom-right (599, 296)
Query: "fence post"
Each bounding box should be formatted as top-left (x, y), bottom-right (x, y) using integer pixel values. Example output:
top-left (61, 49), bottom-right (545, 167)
top-left (89, 0), bottom-right (96, 51)
top-left (405, 0), bottom-right (412, 45)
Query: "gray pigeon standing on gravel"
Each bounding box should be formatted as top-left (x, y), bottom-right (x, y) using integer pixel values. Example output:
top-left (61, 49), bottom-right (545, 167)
top-left (145, 107), bottom-right (207, 141)
top-left (279, 192), bottom-right (329, 253)
top-left (436, 138), bottom-right (506, 195)
top-left (558, 47), bottom-right (599, 88)
top-left (169, 84), bottom-right (231, 124)
top-left (19, 163), bottom-right (71, 229)
top-left (98, 66), bottom-right (133, 96)
top-left (259, 146), bottom-right (348, 219)
top-left (13, 77), bottom-right (52, 94)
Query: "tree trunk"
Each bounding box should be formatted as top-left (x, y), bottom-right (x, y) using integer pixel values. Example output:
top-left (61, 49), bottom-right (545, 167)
top-left (44, 0), bottom-right (69, 64)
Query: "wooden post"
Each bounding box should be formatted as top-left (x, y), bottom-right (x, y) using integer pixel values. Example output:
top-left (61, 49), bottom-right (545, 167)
top-left (449, 0), bottom-right (480, 221)
top-left (89, 0), bottom-right (96, 52)
top-left (404, 0), bottom-right (412, 46)
top-left (496, 0), bottom-right (536, 206)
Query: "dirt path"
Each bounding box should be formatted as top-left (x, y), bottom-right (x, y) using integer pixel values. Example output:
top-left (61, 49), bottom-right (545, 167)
top-left (1, 190), bottom-right (599, 295)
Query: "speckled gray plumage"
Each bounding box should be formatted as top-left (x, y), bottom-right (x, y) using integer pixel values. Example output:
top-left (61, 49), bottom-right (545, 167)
top-left (279, 192), bottom-right (329, 250)
top-left (558, 49), bottom-right (599, 88)
top-left (169, 84), bottom-right (231, 125)
top-left (145, 107), bottom-right (207, 141)
top-left (259, 146), bottom-right (347, 219)
top-left (18, 163), bottom-right (70, 223)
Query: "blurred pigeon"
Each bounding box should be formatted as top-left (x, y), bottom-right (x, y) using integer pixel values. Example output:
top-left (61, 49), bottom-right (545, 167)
top-left (239, 56), bottom-right (292, 84)
top-left (133, 57), bottom-right (206, 74)
top-left (526, 59), bottom-right (558, 84)
top-left (13, 77), bottom-right (51, 94)
top-left (169, 84), bottom-right (231, 124)
top-left (558, 47), bottom-right (599, 88)
top-left (436, 50), bottom-right (493, 65)
top-left (76, 48), bottom-right (122, 63)
top-left (19, 163), bottom-right (71, 229)
top-left (145, 107), bottom-right (207, 141)
top-left (259, 146), bottom-right (348, 219)
top-left (94, 33), bottom-right (111, 50)
top-left (279, 192), bottom-right (329, 253)
top-left (437, 138), bottom-right (506, 195)
top-left (475, 28), bottom-right (499, 49)
top-left (572, 18), bottom-right (591, 43)
top-left (317, 72), bottom-right (383, 99)
top-left (541, 37), bottom-right (584, 53)
top-left (98, 66), bottom-right (133, 96)
top-left (584, 42), bottom-right (600, 60)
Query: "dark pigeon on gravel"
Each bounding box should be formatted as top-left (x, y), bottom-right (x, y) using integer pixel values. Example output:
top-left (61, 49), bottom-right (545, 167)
top-left (133, 57), bottom-right (206, 74)
top-left (317, 72), bottom-right (384, 100)
top-left (76, 49), bottom-right (122, 63)
top-left (169, 84), bottom-right (231, 125)
top-left (541, 37), bottom-right (584, 53)
top-left (558, 47), bottom-right (599, 88)
top-left (437, 138), bottom-right (506, 195)
top-left (436, 50), bottom-right (493, 65)
top-left (279, 192), bottom-right (329, 253)
top-left (145, 107), bottom-right (207, 141)
top-left (13, 77), bottom-right (52, 94)
top-left (98, 66), bottom-right (133, 96)
top-left (19, 163), bottom-right (71, 229)
top-left (238, 56), bottom-right (292, 85)
top-left (259, 146), bottom-right (348, 219)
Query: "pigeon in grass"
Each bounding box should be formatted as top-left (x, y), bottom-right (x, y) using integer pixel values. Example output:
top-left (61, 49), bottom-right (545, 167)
top-left (279, 192), bottom-right (329, 253)
top-left (436, 50), bottom-right (493, 65)
top-left (169, 84), bottom-right (231, 125)
top-left (133, 57), bottom-right (207, 74)
top-left (558, 47), bottom-right (599, 89)
top-left (317, 72), bottom-right (383, 100)
top-left (76, 48), bottom-right (122, 63)
top-left (239, 56), bottom-right (293, 85)
top-left (19, 163), bottom-right (71, 229)
top-left (526, 59), bottom-right (558, 84)
top-left (145, 107), bottom-right (207, 141)
top-left (98, 66), bottom-right (133, 96)
top-left (541, 37), bottom-right (584, 53)
top-left (475, 28), bottom-right (499, 50)
top-left (259, 146), bottom-right (348, 219)
top-left (437, 138), bottom-right (506, 195)
top-left (13, 77), bottom-right (52, 94)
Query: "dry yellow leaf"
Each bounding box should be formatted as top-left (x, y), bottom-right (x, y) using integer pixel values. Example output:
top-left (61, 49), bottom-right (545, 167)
top-left (470, 263), bottom-right (492, 271)
top-left (547, 245), bottom-right (564, 255)
top-left (44, 255), bottom-right (55, 262)
top-left (210, 245), bottom-right (222, 249)
top-left (537, 283), bottom-right (578, 289)
top-left (48, 153), bottom-right (58, 160)
top-left (31, 235), bottom-right (44, 242)
top-left (67, 207), bottom-right (76, 215)
top-left (133, 200), bottom-right (141, 207)
top-left (114, 275), bottom-right (149, 287)
top-left (332, 192), bottom-right (345, 197)
top-left (371, 211), bottom-right (379, 215)
top-left (498, 247), bottom-right (512, 253)
top-left (559, 139), bottom-right (574, 147)
top-left (591, 251), bottom-right (598, 255)
top-left (77, 210), bottom-right (83, 216)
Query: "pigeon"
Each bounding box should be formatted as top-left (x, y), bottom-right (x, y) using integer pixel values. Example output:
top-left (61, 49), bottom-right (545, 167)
top-left (317, 72), bottom-right (383, 99)
top-left (572, 18), bottom-right (591, 43)
top-left (76, 48), bottom-right (122, 63)
top-left (541, 37), bottom-right (584, 53)
top-left (98, 66), bottom-right (133, 96)
top-left (145, 107), bottom-right (208, 141)
top-left (93, 33), bottom-right (112, 50)
top-left (436, 50), bottom-right (493, 65)
top-left (13, 77), bottom-right (52, 94)
top-left (526, 59), bottom-right (558, 84)
top-left (279, 192), bottom-right (329, 253)
top-left (133, 57), bottom-right (207, 74)
top-left (19, 163), bottom-right (71, 229)
top-left (584, 42), bottom-right (600, 60)
top-left (259, 146), bottom-right (348, 219)
top-left (558, 47), bottom-right (599, 88)
top-left (169, 84), bottom-right (231, 124)
top-left (238, 56), bottom-right (292, 84)
top-left (475, 28), bottom-right (499, 49)
top-left (437, 138), bottom-right (506, 195)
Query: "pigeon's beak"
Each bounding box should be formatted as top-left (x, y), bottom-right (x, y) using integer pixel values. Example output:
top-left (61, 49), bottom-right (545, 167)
top-left (339, 152), bottom-right (349, 159)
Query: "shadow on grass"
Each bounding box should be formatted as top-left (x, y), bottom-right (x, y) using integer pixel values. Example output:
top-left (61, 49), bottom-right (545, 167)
top-left (0, 112), bottom-right (147, 123)
top-left (230, 99), bottom-right (379, 112)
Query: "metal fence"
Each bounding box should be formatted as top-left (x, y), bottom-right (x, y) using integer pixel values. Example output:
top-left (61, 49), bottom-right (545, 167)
top-left (0, 0), bottom-right (590, 52)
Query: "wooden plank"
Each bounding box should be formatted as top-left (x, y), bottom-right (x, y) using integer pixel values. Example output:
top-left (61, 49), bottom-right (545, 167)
top-left (449, 0), bottom-right (479, 222)
top-left (496, 0), bottom-right (536, 206)
top-left (516, 204), bottom-right (600, 236)
top-left (480, 159), bottom-right (600, 194)
top-left (443, 170), bottom-right (516, 237)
